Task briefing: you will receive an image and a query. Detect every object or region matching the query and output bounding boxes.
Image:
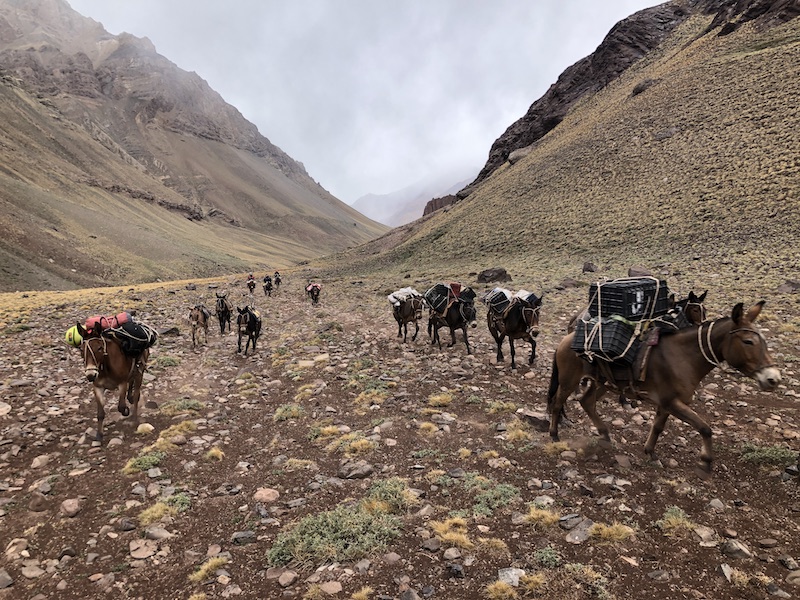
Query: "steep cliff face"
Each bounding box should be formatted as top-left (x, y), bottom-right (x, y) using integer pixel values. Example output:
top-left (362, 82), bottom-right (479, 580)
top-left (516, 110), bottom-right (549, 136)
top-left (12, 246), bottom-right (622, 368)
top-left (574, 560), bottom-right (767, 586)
top-left (0, 0), bottom-right (386, 290)
top-left (461, 0), bottom-right (800, 198)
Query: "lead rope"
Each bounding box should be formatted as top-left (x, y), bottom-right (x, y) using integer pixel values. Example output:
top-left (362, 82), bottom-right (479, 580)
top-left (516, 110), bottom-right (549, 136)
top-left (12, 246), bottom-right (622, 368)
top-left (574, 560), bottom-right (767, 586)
top-left (698, 321), bottom-right (724, 367)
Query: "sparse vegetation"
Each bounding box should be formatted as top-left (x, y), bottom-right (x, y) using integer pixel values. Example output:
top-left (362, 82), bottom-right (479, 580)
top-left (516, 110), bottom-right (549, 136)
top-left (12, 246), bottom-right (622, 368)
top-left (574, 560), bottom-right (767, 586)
top-left (267, 503), bottom-right (401, 567)
top-left (274, 403), bottom-right (305, 421)
top-left (122, 451), bottom-right (165, 475)
top-left (656, 506), bottom-right (695, 536)
top-left (740, 443), bottom-right (797, 466)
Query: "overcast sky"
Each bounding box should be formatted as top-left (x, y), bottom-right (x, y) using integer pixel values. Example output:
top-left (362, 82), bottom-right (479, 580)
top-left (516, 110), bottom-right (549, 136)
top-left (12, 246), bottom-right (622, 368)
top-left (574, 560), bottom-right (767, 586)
top-left (67, 0), bottom-right (658, 203)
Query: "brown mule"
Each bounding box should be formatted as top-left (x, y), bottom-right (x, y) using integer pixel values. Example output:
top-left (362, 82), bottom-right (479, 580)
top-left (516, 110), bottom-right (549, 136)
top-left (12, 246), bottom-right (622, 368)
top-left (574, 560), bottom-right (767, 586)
top-left (393, 296), bottom-right (425, 342)
top-left (189, 304), bottom-right (209, 347)
top-left (76, 323), bottom-right (149, 441)
top-left (547, 301), bottom-right (780, 474)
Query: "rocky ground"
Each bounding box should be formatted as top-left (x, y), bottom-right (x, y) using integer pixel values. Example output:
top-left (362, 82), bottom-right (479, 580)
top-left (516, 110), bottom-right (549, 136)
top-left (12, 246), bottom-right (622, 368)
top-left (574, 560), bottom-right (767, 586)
top-left (1, 275), bottom-right (799, 600)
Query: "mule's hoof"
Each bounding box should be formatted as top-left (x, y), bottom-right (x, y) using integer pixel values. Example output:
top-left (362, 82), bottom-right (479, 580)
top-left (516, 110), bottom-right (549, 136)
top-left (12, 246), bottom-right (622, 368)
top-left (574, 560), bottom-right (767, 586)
top-left (119, 407), bottom-right (130, 417)
top-left (693, 463), bottom-right (712, 480)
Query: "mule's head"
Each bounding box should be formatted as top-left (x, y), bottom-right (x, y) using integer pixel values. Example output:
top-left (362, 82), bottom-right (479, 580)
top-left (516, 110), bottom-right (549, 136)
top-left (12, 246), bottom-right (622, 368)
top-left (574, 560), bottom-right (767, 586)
top-left (684, 290), bottom-right (708, 325)
top-left (78, 323), bottom-right (105, 382)
top-left (725, 301), bottom-right (781, 391)
top-left (524, 294), bottom-right (543, 337)
top-left (463, 301), bottom-right (478, 328)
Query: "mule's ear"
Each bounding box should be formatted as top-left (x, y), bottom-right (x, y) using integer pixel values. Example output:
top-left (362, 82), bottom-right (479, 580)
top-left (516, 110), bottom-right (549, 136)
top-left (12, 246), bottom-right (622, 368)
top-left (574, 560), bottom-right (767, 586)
top-left (668, 293), bottom-right (676, 307)
top-left (77, 322), bottom-right (88, 338)
top-left (745, 300), bottom-right (766, 323)
top-left (687, 291), bottom-right (695, 303)
top-left (698, 290), bottom-right (708, 303)
top-left (731, 302), bottom-right (745, 324)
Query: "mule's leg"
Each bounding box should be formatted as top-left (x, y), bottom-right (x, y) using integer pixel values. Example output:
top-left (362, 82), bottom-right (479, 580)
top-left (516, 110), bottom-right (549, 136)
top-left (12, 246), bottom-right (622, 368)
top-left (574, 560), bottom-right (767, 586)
top-left (528, 338), bottom-right (537, 365)
top-left (661, 398), bottom-right (714, 473)
top-left (397, 319), bottom-right (403, 339)
top-left (237, 331), bottom-right (243, 353)
top-left (494, 332), bottom-right (505, 363)
top-left (644, 408), bottom-right (670, 461)
top-left (412, 319), bottom-right (419, 341)
top-left (447, 326), bottom-right (457, 348)
top-left (548, 363), bottom-right (585, 441)
top-left (93, 386), bottom-right (106, 441)
top-left (116, 382), bottom-right (131, 417)
top-left (577, 382), bottom-right (611, 442)
top-left (509, 339), bottom-right (516, 369)
top-left (462, 326), bottom-right (471, 355)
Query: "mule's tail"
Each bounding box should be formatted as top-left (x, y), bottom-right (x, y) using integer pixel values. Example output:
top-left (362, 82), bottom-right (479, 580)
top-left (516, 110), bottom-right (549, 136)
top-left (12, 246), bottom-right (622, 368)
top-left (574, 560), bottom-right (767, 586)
top-left (546, 354), bottom-right (560, 414)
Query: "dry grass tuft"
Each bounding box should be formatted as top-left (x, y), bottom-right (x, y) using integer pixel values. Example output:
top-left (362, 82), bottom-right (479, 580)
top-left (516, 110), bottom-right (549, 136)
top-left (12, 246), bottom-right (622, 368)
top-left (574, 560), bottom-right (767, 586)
top-left (350, 587), bottom-right (374, 600)
top-left (525, 505), bottom-right (561, 529)
top-left (542, 441), bottom-right (570, 456)
top-left (188, 557), bottom-right (228, 583)
top-left (483, 580), bottom-right (519, 599)
top-left (431, 518), bottom-right (474, 549)
top-left (428, 392), bottom-right (453, 407)
top-left (478, 537), bottom-right (510, 558)
top-left (205, 447), bottom-right (225, 461)
top-left (589, 521), bottom-right (636, 542)
top-left (138, 501), bottom-right (176, 526)
top-left (418, 422), bottom-right (439, 436)
top-left (656, 506), bottom-right (695, 537)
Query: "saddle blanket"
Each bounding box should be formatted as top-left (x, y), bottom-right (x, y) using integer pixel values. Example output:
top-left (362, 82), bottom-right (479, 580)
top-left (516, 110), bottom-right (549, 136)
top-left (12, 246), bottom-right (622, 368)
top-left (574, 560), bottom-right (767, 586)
top-left (387, 287), bottom-right (421, 306)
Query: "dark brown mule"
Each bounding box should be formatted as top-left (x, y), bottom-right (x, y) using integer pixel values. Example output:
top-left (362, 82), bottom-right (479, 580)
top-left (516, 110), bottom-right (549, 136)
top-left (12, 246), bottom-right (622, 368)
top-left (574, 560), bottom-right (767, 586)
top-left (547, 301), bottom-right (780, 474)
top-left (236, 306), bottom-right (262, 355)
top-left (263, 278), bottom-right (273, 297)
top-left (306, 283), bottom-right (321, 305)
top-left (393, 297), bottom-right (425, 342)
top-left (487, 293), bottom-right (542, 369)
top-left (215, 292), bottom-right (232, 334)
top-left (76, 324), bottom-right (149, 441)
top-left (189, 304), bottom-right (209, 347)
top-left (428, 300), bottom-right (478, 354)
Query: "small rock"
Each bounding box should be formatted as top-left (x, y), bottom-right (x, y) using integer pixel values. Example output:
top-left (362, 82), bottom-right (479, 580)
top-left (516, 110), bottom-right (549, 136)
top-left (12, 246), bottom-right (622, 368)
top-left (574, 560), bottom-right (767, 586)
top-left (318, 581), bottom-right (342, 595)
top-left (253, 488), bottom-right (280, 503)
top-left (60, 498), bottom-right (83, 518)
top-left (277, 570), bottom-right (298, 587)
top-left (0, 569), bottom-right (12, 589)
top-left (498, 567), bottom-right (526, 586)
top-left (759, 539), bottom-right (779, 549)
top-left (721, 539), bottom-right (753, 559)
top-left (443, 548), bottom-right (461, 560)
top-left (648, 570), bottom-right (670, 581)
top-left (231, 531), bottom-right (256, 545)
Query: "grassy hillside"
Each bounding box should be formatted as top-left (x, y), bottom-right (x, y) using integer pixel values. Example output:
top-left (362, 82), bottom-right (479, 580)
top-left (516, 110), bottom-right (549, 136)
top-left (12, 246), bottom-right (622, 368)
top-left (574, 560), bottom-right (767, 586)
top-left (317, 15), bottom-right (800, 304)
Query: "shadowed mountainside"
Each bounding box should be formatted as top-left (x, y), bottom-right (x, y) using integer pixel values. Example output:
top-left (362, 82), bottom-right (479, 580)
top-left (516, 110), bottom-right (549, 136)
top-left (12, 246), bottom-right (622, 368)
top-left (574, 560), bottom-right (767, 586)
top-left (0, 0), bottom-right (387, 292)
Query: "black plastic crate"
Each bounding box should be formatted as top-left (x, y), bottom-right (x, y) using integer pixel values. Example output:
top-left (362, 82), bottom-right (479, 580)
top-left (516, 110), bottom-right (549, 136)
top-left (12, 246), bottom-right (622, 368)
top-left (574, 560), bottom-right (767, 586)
top-left (424, 284), bottom-right (450, 314)
top-left (588, 278), bottom-right (669, 321)
top-left (571, 317), bottom-right (640, 365)
top-left (484, 288), bottom-right (511, 314)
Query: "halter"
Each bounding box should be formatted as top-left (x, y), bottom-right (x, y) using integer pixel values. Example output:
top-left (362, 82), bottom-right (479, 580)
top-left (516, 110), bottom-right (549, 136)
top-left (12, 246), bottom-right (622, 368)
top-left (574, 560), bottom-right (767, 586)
top-left (685, 300), bottom-right (707, 323)
top-left (697, 321), bottom-right (724, 368)
top-left (458, 301), bottom-right (476, 324)
top-left (698, 321), bottom-right (777, 375)
top-left (83, 336), bottom-right (109, 377)
top-left (521, 303), bottom-right (541, 338)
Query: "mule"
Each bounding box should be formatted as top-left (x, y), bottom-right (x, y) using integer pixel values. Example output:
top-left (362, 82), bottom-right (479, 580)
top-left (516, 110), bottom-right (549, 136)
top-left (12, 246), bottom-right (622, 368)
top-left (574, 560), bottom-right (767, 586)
top-left (75, 323), bottom-right (149, 441)
top-left (547, 301), bottom-right (781, 474)
top-left (236, 306), bottom-right (262, 355)
top-left (246, 278), bottom-right (256, 296)
top-left (274, 273), bottom-right (282, 290)
top-left (263, 278), bottom-right (273, 297)
top-left (189, 304), bottom-right (209, 347)
top-left (215, 292), bottom-right (232, 334)
top-left (306, 283), bottom-right (321, 305)
top-left (428, 300), bottom-right (478, 354)
top-left (487, 293), bottom-right (542, 369)
top-left (393, 296), bottom-right (425, 342)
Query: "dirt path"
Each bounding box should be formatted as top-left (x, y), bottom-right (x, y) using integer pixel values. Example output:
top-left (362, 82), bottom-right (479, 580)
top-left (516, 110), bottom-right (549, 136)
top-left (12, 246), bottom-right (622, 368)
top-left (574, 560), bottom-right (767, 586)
top-left (1, 276), bottom-right (799, 600)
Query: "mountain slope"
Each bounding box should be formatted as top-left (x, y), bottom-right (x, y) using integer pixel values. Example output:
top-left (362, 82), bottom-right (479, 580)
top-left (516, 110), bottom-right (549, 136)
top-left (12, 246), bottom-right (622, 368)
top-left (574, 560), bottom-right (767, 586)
top-left (0, 0), bottom-right (387, 291)
top-left (317, 0), bottom-right (800, 304)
